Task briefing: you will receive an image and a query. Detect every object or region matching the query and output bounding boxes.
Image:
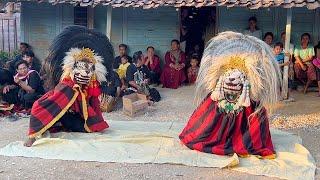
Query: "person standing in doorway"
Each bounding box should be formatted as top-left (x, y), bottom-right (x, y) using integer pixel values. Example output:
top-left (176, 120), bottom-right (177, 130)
top-left (243, 16), bottom-right (262, 39)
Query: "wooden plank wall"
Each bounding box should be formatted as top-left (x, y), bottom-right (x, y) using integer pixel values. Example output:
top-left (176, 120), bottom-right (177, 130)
top-left (0, 13), bottom-right (20, 53)
top-left (94, 7), bottom-right (179, 63)
top-left (124, 7), bottom-right (179, 61)
top-left (21, 2), bottom-right (74, 61)
top-left (217, 7), bottom-right (319, 46)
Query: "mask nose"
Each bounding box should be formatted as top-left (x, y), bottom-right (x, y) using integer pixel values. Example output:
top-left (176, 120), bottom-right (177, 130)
top-left (85, 70), bottom-right (90, 74)
top-left (229, 78), bottom-right (235, 81)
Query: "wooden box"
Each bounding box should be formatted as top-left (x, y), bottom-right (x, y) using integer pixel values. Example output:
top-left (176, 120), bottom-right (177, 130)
top-left (122, 93), bottom-right (148, 117)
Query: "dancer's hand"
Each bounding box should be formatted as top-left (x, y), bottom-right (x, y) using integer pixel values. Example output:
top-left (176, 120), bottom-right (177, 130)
top-left (14, 76), bottom-right (20, 84)
top-left (2, 85), bottom-right (10, 94)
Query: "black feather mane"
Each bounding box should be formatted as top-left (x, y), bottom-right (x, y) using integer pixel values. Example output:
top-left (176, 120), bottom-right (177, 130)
top-left (41, 25), bottom-right (114, 90)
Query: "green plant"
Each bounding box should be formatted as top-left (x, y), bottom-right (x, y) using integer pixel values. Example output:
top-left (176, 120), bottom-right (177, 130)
top-left (0, 50), bottom-right (19, 68)
top-left (0, 51), bottom-right (10, 62)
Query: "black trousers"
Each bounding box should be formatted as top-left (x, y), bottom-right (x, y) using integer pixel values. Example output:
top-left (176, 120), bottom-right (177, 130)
top-left (59, 112), bottom-right (85, 132)
top-left (150, 71), bottom-right (160, 84)
top-left (2, 88), bottom-right (40, 109)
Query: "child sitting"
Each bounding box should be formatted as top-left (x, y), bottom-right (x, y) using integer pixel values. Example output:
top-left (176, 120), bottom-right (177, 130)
top-left (187, 55), bottom-right (200, 84)
top-left (312, 43), bottom-right (320, 96)
top-left (274, 42), bottom-right (288, 68)
top-left (117, 56), bottom-right (130, 91)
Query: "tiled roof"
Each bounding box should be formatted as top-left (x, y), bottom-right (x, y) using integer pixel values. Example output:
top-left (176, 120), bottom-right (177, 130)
top-left (14, 0), bottom-right (320, 9)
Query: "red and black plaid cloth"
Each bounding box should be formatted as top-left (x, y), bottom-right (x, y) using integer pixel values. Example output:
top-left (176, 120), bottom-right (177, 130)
top-left (179, 95), bottom-right (275, 158)
top-left (28, 78), bottom-right (108, 138)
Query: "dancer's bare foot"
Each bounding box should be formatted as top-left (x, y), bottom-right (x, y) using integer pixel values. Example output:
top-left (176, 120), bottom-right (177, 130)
top-left (24, 138), bottom-right (36, 147)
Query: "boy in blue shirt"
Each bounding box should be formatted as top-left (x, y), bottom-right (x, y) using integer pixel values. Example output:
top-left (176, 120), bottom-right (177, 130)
top-left (274, 42), bottom-right (287, 67)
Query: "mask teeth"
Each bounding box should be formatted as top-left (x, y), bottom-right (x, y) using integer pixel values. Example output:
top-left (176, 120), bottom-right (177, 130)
top-left (211, 77), bottom-right (224, 101)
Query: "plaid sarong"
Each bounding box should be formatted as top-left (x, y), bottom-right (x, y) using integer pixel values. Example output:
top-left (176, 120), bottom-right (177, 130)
top-left (28, 78), bottom-right (108, 138)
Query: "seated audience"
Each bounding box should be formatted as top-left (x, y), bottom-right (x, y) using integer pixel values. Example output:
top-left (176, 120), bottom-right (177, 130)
top-left (125, 51), bottom-right (151, 95)
top-left (281, 32), bottom-right (295, 55)
top-left (274, 42), bottom-right (286, 68)
top-left (117, 56), bottom-right (131, 91)
top-left (188, 44), bottom-right (202, 59)
top-left (160, 39), bottom-right (186, 89)
top-left (186, 44), bottom-right (202, 73)
top-left (125, 51), bottom-right (161, 102)
top-left (100, 70), bottom-right (121, 113)
top-left (0, 68), bottom-right (14, 99)
top-left (187, 55), bottom-right (200, 84)
top-left (294, 33), bottom-right (316, 94)
top-left (0, 69), bottom-right (15, 116)
top-left (263, 32), bottom-right (274, 47)
top-left (144, 46), bottom-right (161, 85)
top-left (0, 68), bottom-right (14, 89)
top-left (2, 61), bottom-right (44, 110)
top-left (312, 43), bottom-right (320, 96)
top-left (22, 50), bottom-right (41, 72)
top-left (113, 44), bottom-right (132, 70)
top-left (9, 42), bottom-right (30, 75)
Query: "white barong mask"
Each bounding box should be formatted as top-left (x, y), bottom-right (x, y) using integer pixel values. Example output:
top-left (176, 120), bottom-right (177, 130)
top-left (211, 69), bottom-right (250, 114)
top-left (60, 48), bottom-right (107, 85)
top-left (73, 61), bottom-right (95, 84)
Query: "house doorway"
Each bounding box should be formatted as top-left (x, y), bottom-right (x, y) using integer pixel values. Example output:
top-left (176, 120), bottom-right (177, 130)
top-left (180, 6), bottom-right (216, 59)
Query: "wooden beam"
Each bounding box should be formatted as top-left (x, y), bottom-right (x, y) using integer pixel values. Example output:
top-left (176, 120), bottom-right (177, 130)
top-left (106, 5), bottom-right (112, 40)
top-left (87, 7), bottom-right (94, 29)
top-left (281, 8), bottom-right (292, 99)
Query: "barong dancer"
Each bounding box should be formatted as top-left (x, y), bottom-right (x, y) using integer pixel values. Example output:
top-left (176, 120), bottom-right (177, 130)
top-left (24, 26), bottom-right (114, 147)
top-left (179, 32), bottom-right (281, 158)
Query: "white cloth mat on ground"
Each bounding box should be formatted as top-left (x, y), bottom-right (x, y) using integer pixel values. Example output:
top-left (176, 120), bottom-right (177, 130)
top-left (0, 120), bottom-right (315, 180)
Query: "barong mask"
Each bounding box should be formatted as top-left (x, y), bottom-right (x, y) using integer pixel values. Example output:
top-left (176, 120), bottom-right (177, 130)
top-left (73, 61), bottom-right (94, 85)
top-left (210, 57), bottom-right (250, 113)
top-left (195, 31), bottom-right (282, 115)
top-left (61, 48), bottom-right (107, 86)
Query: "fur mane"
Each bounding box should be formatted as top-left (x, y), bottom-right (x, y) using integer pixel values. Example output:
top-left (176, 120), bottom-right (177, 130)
top-left (195, 31), bottom-right (282, 115)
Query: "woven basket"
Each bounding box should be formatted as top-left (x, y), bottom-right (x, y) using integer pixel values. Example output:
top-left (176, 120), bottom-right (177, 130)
top-left (100, 96), bottom-right (116, 113)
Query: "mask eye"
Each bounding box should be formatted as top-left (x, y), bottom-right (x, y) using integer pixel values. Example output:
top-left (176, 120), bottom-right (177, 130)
top-left (73, 62), bottom-right (78, 69)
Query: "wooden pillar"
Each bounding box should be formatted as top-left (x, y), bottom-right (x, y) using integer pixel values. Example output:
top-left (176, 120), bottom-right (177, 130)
top-left (281, 8), bottom-right (292, 99)
top-left (87, 7), bottom-right (94, 29)
top-left (106, 5), bottom-right (112, 40)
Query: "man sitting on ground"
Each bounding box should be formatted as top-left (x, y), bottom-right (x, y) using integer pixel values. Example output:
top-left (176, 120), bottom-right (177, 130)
top-left (125, 51), bottom-right (161, 102)
top-left (113, 44), bottom-right (132, 70)
top-left (2, 60), bottom-right (44, 112)
top-left (8, 42), bottom-right (30, 75)
top-left (125, 51), bottom-right (150, 95)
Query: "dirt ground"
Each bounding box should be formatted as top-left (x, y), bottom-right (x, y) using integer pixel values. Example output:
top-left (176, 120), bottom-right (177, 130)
top-left (0, 85), bottom-right (319, 180)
